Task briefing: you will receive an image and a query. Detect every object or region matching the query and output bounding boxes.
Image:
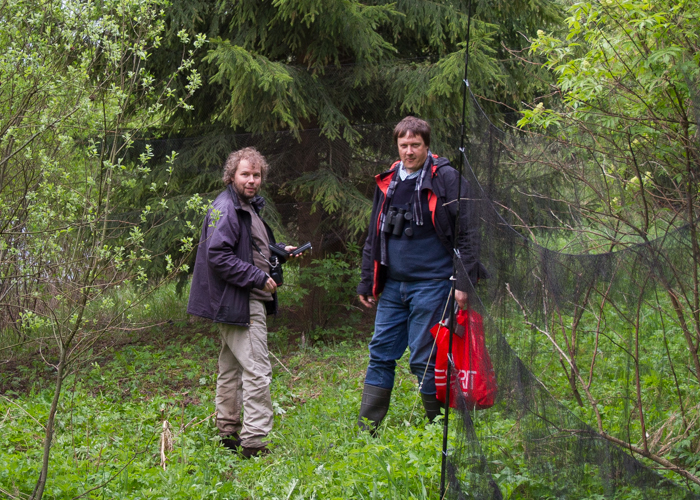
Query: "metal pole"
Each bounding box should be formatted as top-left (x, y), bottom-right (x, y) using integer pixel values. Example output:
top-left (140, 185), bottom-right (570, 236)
top-left (440, 0), bottom-right (473, 497)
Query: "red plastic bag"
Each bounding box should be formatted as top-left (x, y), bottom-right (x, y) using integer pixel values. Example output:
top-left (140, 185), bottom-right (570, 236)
top-left (431, 309), bottom-right (497, 410)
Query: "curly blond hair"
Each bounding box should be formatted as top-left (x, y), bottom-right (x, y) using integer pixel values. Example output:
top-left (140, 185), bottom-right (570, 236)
top-left (222, 147), bottom-right (270, 186)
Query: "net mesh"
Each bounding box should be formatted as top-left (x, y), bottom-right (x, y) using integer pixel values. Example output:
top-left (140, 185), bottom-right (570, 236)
top-left (441, 93), bottom-right (700, 499)
top-left (114, 93), bottom-right (700, 498)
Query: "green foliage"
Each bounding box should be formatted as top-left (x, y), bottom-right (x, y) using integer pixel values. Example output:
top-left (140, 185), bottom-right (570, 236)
top-left (0, 328), bottom-right (446, 499)
top-left (3, 280), bottom-right (700, 497)
top-left (515, 3), bottom-right (700, 482)
top-left (0, 0), bottom-right (206, 340)
top-left (520, 0), bottom-right (700, 233)
top-left (276, 248), bottom-right (363, 336)
top-left (120, 0), bottom-right (564, 288)
top-left (285, 169), bottom-right (373, 237)
top-left (162, 0), bottom-right (562, 135)
top-left (4, 310), bottom-right (696, 499)
top-left (496, 283), bottom-right (700, 488)
top-left (0, 0), bottom-right (209, 496)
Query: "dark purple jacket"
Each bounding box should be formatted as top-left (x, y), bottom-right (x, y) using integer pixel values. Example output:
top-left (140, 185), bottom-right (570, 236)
top-left (357, 155), bottom-right (488, 298)
top-left (187, 185), bottom-right (277, 326)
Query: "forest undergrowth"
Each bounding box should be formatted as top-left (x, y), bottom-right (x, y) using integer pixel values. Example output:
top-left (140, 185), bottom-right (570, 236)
top-left (0, 315), bottom-right (449, 500)
top-left (2, 285), bottom-right (699, 499)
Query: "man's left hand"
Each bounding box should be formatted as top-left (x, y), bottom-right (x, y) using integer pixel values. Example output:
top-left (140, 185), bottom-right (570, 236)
top-left (263, 277), bottom-right (278, 293)
top-left (455, 290), bottom-right (468, 310)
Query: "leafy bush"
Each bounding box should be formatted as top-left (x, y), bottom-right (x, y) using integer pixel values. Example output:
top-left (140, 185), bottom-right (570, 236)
top-left (276, 248), bottom-right (364, 340)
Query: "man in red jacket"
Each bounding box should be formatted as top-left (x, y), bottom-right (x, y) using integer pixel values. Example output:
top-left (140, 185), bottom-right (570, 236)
top-left (188, 147), bottom-right (294, 458)
top-left (356, 117), bottom-right (486, 433)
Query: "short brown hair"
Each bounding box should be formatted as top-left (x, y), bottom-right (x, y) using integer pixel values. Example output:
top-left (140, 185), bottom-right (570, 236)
top-left (222, 147), bottom-right (270, 185)
top-left (393, 116), bottom-right (431, 148)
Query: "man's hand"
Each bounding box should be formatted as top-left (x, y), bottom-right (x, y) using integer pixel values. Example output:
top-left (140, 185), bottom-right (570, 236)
top-left (263, 277), bottom-right (278, 293)
top-left (284, 245), bottom-right (298, 257)
top-left (455, 290), bottom-right (468, 310)
top-left (358, 294), bottom-right (376, 309)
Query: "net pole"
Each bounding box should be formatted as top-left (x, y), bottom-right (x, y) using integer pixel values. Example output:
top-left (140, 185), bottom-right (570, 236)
top-left (440, 0), bottom-right (473, 497)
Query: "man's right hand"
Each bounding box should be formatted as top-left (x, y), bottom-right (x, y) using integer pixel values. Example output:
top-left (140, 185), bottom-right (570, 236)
top-left (358, 294), bottom-right (375, 309)
top-left (263, 277), bottom-right (278, 293)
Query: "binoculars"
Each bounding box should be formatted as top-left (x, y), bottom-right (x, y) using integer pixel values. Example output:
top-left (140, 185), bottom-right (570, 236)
top-left (381, 207), bottom-right (414, 237)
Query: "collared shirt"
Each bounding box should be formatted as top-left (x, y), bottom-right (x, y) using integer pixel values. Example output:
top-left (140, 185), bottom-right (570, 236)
top-left (240, 200), bottom-right (272, 301)
top-left (398, 161), bottom-right (421, 181)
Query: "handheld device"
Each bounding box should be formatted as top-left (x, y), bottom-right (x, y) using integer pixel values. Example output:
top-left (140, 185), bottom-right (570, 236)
top-left (290, 242), bottom-right (312, 256)
top-left (268, 244), bottom-right (290, 262)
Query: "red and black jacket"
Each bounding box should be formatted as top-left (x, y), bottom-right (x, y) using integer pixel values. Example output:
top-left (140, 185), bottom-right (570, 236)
top-left (357, 155), bottom-right (487, 298)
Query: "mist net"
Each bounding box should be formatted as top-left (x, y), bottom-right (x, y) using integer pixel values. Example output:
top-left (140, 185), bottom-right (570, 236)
top-left (130, 91), bottom-right (699, 498)
top-left (440, 92), bottom-right (700, 499)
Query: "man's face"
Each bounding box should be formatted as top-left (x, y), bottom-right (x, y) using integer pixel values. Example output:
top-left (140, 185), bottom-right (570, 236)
top-left (397, 133), bottom-right (429, 173)
top-left (233, 159), bottom-right (262, 201)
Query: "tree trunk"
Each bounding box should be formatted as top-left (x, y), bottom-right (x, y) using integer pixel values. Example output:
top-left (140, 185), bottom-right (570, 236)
top-left (31, 345), bottom-right (66, 500)
top-left (292, 130), bottom-right (327, 332)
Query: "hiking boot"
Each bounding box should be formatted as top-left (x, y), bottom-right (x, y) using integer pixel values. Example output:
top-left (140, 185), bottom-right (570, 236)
top-left (357, 384), bottom-right (392, 436)
top-left (220, 432), bottom-right (242, 451)
top-left (241, 445), bottom-right (271, 459)
top-left (420, 392), bottom-right (443, 423)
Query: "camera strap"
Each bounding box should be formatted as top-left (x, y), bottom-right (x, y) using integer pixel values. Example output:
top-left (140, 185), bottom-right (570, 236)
top-left (251, 239), bottom-right (279, 269)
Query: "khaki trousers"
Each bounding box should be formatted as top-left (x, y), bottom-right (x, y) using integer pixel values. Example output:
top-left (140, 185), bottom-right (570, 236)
top-left (215, 299), bottom-right (273, 448)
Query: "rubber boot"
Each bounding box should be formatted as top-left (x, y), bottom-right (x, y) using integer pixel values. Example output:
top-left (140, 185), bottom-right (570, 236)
top-left (357, 384), bottom-right (392, 435)
top-left (220, 432), bottom-right (242, 451)
top-left (421, 393), bottom-right (443, 423)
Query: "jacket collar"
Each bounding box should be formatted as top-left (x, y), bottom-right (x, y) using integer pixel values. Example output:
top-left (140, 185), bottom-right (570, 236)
top-left (376, 153), bottom-right (444, 194)
top-left (227, 184), bottom-right (266, 214)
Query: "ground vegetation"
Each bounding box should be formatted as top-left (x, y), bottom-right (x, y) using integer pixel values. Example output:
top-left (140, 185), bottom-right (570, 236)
top-left (0, 0), bottom-right (205, 496)
top-left (1, 281), bottom-right (698, 498)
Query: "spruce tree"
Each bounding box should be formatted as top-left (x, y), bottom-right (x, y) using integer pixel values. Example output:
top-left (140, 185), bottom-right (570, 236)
top-left (122, 0), bottom-right (562, 327)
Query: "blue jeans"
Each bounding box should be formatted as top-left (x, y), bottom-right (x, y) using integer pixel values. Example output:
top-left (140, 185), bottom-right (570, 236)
top-left (364, 278), bottom-right (452, 395)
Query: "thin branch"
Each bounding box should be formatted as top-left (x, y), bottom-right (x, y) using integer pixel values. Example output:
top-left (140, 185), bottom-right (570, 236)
top-left (0, 394), bottom-right (45, 430)
top-left (69, 431), bottom-right (158, 500)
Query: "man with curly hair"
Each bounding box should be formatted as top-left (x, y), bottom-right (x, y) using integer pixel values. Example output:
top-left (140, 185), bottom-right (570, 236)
top-left (188, 147), bottom-right (294, 458)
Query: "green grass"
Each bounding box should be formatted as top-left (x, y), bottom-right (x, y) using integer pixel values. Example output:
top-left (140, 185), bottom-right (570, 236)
top-left (2, 279), bottom-right (700, 499)
top-left (0, 324), bottom-right (447, 499)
